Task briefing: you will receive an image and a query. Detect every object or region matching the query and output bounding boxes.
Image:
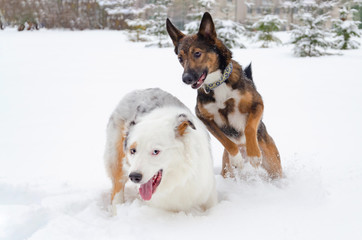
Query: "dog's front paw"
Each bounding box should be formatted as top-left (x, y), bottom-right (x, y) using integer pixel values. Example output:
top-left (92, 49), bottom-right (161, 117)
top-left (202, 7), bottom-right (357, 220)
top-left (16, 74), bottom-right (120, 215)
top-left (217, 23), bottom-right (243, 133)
top-left (246, 155), bottom-right (262, 168)
top-left (229, 152), bottom-right (244, 169)
top-left (110, 202), bottom-right (118, 216)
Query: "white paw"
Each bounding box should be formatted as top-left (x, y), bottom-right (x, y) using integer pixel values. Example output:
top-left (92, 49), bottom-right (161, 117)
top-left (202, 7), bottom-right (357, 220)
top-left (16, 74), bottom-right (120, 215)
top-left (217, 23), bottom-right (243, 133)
top-left (229, 152), bottom-right (244, 169)
top-left (113, 191), bottom-right (125, 204)
top-left (109, 191), bottom-right (125, 216)
top-left (246, 155), bottom-right (262, 168)
top-left (110, 201), bottom-right (118, 216)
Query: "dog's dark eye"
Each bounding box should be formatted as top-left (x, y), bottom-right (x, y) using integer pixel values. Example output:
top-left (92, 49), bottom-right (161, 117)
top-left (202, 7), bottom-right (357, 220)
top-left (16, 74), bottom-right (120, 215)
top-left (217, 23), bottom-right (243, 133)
top-left (130, 148), bottom-right (136, 155)
top-left (152, 150), bottom-right (160, 156)
top-left (194, 52), bottom-right (201, 58)
top-left (178, 56), bottom-right (183, 64)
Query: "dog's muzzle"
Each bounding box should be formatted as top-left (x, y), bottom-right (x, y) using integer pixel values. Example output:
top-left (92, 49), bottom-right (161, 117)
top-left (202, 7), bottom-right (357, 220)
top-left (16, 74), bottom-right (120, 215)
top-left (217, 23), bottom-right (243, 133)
top-left (138, 169), bottom-right (163, 201)
top-left (182, 72), bottom-right (195, 85)
top-left (129, 172), bottom-right (142, 183)
top-left (182, 71), bottom-right (207, 89)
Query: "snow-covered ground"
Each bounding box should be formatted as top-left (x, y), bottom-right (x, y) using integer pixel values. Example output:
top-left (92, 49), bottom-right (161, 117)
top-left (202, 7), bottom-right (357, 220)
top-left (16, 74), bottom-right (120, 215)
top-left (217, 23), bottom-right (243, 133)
top-left (1, 29), bottom-right (361, 240)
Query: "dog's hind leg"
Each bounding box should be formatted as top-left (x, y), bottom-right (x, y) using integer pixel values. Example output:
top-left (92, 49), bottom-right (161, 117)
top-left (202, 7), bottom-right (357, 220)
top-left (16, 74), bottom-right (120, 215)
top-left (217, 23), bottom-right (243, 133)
top-left (110, 127), bottom-right (127, 205)
top-left (105, 119), bottom-right (128, 215)
top-left (259, 136), bottom-right (282, 179)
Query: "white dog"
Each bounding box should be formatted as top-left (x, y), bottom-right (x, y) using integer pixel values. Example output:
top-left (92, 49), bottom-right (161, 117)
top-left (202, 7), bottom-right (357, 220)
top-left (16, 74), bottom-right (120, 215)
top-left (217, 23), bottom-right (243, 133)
top-left (104, 88), bottom-right (217, 212)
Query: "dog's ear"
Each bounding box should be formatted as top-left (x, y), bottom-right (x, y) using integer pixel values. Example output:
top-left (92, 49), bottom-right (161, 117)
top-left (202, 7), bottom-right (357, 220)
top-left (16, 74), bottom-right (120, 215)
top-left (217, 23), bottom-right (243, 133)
top-left (166, 18), bottom-right (185, 52)
top-left (198, 12), bottom-right (216, 40)
top-left (175, 114), bottom-right (196, 137)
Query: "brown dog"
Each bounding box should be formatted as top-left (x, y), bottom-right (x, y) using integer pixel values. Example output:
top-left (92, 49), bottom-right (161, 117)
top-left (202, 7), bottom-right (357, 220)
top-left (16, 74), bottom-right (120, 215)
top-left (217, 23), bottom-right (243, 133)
top-left (166, 12), bottom-right (282, 178)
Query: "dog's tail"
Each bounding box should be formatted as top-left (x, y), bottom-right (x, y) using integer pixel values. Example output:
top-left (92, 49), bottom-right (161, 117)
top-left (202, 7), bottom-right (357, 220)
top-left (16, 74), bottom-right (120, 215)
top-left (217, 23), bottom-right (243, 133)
top-left (243, 62), bottom-right (256, 89)
top-left (244, 62), bottom-right (253, 81)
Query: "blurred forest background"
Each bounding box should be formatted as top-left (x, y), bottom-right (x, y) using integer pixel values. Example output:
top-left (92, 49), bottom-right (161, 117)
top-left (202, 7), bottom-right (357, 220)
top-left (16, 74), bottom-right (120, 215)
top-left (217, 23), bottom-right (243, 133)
top-left (1, 0), bottom-right (361, 54)
top-left (1, 0), bottom-right (361, 30)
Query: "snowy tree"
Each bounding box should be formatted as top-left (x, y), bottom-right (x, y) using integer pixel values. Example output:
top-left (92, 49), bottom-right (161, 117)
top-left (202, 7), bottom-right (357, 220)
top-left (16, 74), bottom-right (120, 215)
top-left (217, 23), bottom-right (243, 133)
top-left (125, 4), bottom-right (154, 42)
top-left (291, 14), bottom-right (331, 57)
top-left (332, 5), bottom-right (361, 50)
top-left (184, 0), bottom-right (245, 49)
top-left (126, 18), bottom-right (150, 42)
top-left (100, 0), bottom-right (135, 15)
top-left (252, 15), bottom-right (285, 48)
top-left (290, 0), bottom-right (337, 57)
top-left (145, 0), bottom-right (172, 48)
top-left (214, 0), bottom-right (245, 48)
top-left (214, 19), bottom-right (246, 48)
top-left (99, 0), bottom-right (138, 30)
top-left (184, 0), bottom-right (214, 33)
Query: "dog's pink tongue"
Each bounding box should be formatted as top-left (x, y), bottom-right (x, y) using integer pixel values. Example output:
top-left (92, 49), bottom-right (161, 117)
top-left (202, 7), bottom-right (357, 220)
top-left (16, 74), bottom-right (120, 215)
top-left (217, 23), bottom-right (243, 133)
top-left (139, 179), bottom-right (153, 201)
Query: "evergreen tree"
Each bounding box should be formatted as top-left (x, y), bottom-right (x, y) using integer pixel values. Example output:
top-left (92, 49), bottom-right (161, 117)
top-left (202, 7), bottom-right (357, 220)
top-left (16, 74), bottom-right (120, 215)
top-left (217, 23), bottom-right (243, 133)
top-left (332, 5), bottom-right (361, 50)
top-left (214, 19), bottom-right (246, 48)
top-left (290, 0), bottom-right (337, 57)
top-left (184, 0), bottom-right (245, 48)
top-left (252, 15), bottom-right (284, 48)
top-left (101, 0), bottom-right (137, 30)
top-left (145, 0), bottom-right (172, 48)
top-left (184, 0), bottom-right (214, 33)
top-left (126, 4), bottom-right (153, 42)
top-left (126, 18), bottom-right (151, 42)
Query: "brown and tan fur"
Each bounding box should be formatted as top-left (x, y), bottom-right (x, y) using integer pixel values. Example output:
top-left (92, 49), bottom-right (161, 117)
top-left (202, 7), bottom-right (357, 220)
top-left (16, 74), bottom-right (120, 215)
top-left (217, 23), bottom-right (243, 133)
top-left (108, 120), bottom-right (128, 204)
top-left (166, 12), bottom-right (282, 178)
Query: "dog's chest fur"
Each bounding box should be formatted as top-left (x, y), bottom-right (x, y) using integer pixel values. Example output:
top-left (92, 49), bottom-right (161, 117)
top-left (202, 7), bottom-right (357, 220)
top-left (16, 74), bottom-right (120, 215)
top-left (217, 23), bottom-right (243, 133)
top-left (203, 81), bottom-right (247, 144)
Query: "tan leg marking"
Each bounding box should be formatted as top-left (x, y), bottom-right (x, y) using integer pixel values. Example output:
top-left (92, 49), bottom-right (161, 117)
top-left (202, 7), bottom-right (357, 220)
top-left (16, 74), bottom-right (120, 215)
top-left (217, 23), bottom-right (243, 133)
top-left (259, 138), bottom-right (282, 178)
top-left (111, 125), bottom-right (127, 203)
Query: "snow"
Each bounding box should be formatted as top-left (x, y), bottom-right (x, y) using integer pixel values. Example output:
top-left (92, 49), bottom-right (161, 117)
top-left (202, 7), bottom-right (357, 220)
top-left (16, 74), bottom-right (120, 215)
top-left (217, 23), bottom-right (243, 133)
top-left (1, 29), bottom-right (362, 240)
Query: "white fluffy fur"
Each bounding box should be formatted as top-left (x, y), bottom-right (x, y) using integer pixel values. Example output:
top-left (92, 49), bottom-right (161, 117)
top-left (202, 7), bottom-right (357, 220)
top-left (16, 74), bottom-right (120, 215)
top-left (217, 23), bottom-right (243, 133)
top-left (203, 73), bottom-right (249, 168)
top-left (203, 82), bottom-right (247, 145)
top-left (202, 75), bottom-right (262, 166)
top-left (203, 69), bottom-right (222, 85)
top-left (104, 89), bottom-right (217, 212)
top-left (126, 106), bottom-right (217, 211)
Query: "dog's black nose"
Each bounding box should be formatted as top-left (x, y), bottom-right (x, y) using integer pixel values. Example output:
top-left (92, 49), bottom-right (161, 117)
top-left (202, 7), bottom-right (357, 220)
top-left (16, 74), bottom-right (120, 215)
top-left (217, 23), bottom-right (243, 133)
top-left (182, 73), bottom-right (194, 84)
top-left (129, 172), bottom-right (142, 183)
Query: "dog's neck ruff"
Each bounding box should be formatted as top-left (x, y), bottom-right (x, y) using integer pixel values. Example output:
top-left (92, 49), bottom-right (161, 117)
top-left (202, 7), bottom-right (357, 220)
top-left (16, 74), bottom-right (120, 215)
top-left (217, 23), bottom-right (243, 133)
top-left (203, 62), bottom-right (233, 94)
